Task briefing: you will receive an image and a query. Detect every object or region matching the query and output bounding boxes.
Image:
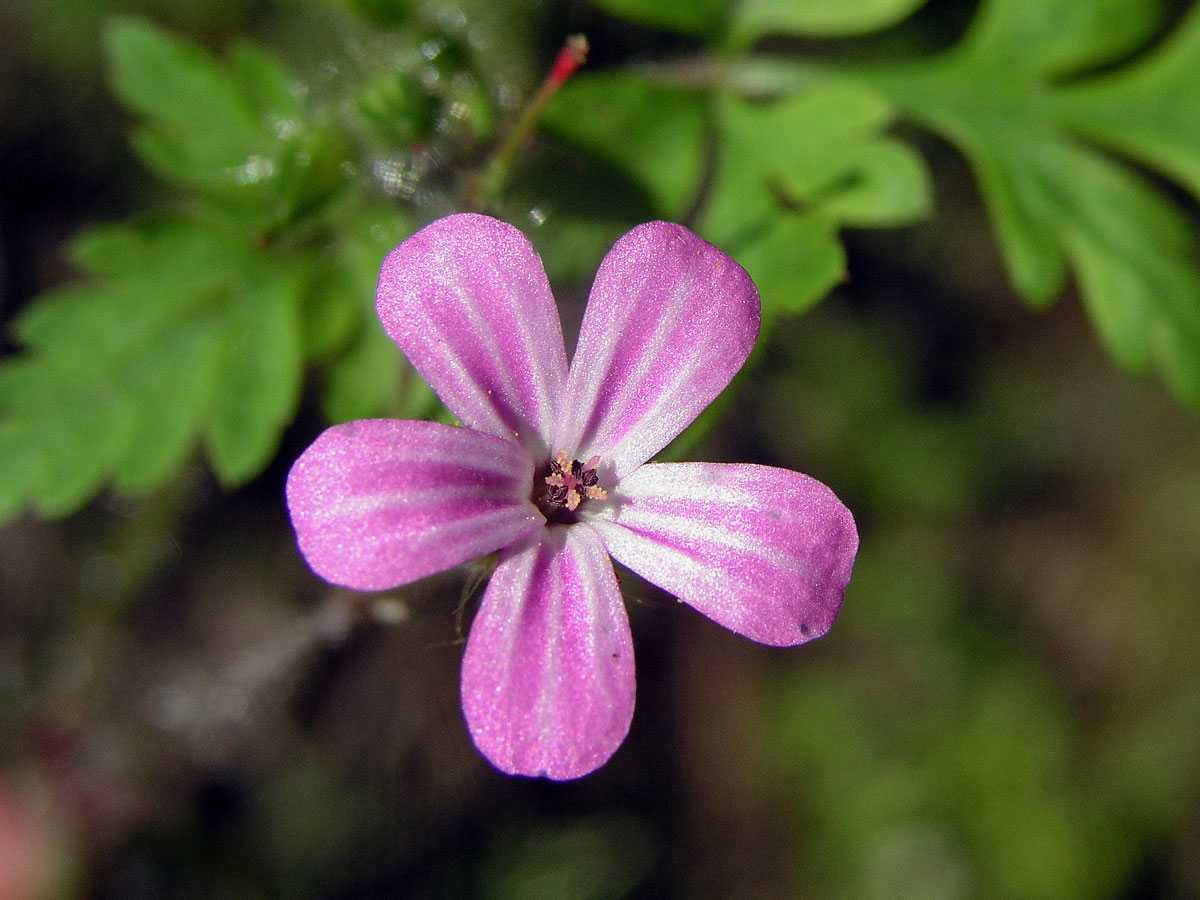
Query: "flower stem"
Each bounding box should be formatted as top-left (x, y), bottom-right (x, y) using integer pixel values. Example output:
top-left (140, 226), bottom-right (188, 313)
top-left (471, 35), bottom-right (589, 208)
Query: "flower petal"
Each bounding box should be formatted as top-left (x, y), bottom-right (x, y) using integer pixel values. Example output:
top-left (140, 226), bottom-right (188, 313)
top-left (286, 419), bottom-right (543, 591)
top-left (461, 524), bottom-right (635, 780)
top-left (554, 222), bottom-right (759, 479)
top-left (376, 214), bottom-right (568, 459)
top-left (587, 463), bottom-right (857, 646)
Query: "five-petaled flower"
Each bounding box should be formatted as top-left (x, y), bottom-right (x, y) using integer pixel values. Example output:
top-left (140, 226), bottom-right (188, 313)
top-left (286, 214), bottom-right (858, 779)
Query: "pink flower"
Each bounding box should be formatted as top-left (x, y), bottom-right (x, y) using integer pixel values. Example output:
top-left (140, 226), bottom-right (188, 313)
top-left (286, 214), bottom-right (858, 779)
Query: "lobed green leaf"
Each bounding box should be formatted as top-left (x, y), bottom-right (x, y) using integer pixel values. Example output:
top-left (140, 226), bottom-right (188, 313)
top-left (106, 18), bottom-right (273, 190)
top-left (845, 0), bottom-right (1200, 405)
top-left (0, 218), bottom-right (308, 520)
top-left (963, 0), bottom-right (1164, 76)
top-left (1056, 3), bottom-right (1200, 204)
top-left (104, 17), bottom-right (351, 232)
top-left (702, 82), bottom-right (930, 317)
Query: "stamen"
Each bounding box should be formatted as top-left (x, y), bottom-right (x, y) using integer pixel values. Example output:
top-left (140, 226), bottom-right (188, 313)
top-left (536, 451), bottom-right (607, 518)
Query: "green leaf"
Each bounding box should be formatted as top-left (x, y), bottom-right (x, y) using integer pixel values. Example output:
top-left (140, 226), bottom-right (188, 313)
top-left (808, 139), bottom-right (931, 227)
top-left (545, 73), bottom-right (927, 318)
top-left (105, 18), bottom-right (273, 190)
top-left (704, 82), bottom-right (922, 230)
top-left (303, 263), bottom-right (363, 363)
top-left (0, 217), bottom-right (308, 520)
top-left (701, 82), bottom-right (928, 316)
top-left (1061, 151), bottom-right (1200, 400)
top-left (322, 325), bottom-right (406, 424)
top-left (1056, 4), bottom-right (1200, 204)
top-left (0, 355), bottom-right (131, 516)
top-left (112, 325), bottom-right (214, 492)
top-left (585, 0), bottom-right (728, 37)
top-left (298, 206), bottom-right (410, 364)
top-left (314, 205), bottom-right (418, 423)
top-left (339, 0), bottom-right (415, 27)
top-left (732, 215), bottom-right (846, 317)
top-left (542, 73), bottom-right (707, 220)
top-left (205, 259), bottom-right (306, 483)
top-left (963, 0), bottom-right (1164, 76)
top-left (229, 41), bottom-right (305, 127)
top-left (353, 68), bottom-right (436, 149)
top-left (839, 0), bottom-right (1200, 405)
top-left (104, 18), bottom-right (350, 230)
top-left (731, 0), bottom-right (928, 45)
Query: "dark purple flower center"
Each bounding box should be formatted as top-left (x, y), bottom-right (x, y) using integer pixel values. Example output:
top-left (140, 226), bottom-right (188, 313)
top-left (534, 451), bottom-right (606, 522)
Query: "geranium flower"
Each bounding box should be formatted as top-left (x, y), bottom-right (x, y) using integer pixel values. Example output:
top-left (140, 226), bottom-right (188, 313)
top-left (286, 214), bottom-right (858, 779)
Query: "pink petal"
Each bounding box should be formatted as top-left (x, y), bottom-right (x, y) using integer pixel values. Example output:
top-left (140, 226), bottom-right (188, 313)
top-left (286, 419), bottom-right (543, 591)
top-left (376, 214), bottom-right (568, 459)
top-left (461, 524), bottom-right (635, 780)
top-left (587, 463), bottom-right (857, 646)
top-left (553, 222), bottom-right (759, 479)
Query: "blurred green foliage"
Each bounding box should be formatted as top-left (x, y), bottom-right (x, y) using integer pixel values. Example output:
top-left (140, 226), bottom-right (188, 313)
top-left (2, 1), bottom-right (1200, 898)
top-left (5, 0), bottom-right (1200, 519)
top-left (856, 0), bottom-right (1200, 401)
top-left (751, 300), bottom-right (1200, 900)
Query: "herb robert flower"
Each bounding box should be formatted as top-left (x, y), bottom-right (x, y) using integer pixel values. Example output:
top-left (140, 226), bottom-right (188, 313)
top-left (286, 214), bottom-right (857, 779)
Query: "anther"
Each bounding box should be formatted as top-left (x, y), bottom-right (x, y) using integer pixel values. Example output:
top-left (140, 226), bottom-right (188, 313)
top-left (538, 451), bottom-right (607, 517)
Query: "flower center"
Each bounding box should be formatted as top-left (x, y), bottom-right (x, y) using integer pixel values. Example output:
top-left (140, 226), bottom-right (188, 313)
top-left (535, 451), bottom-right (607, 520)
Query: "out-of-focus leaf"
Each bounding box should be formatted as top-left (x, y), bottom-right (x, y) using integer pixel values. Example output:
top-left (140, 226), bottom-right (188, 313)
top-left (353, 68), bottom-right (436, 148)
top-left (809, 139), bottom-right (931, 227)
top-left (338, 0), bottom-right (414, 27)
top-left (964, 0), bottom-right (1164, 76)
top-left (229, 41), bottom-right (305, 128)
top-left (731, 0), bottom-right (928, 45)
top-left (585, 0), bottom-right (727, 37)
top-left (322, 326), bottom-right (406, 424)
top-left (316, 206), bottom-right (423, 423)
top-left (732, 215), bottom-right (845, 317)
top-left (205, 261), bottom-right (306, 482)
top-left (1057, 5), bottom-right (1200, 203)
top-left (703, 82), bottom-right (930, 316)
top-left (542, 73), bottom-right (707, 220)
top-left (301, 204), bottom-right (412, 363)
top-left (104, 17), bottom-right (351, 230)
top-left (105, 18), bottom-right (277, 192)
top-left (0, 218), bottom-right (308, 519)
top-left (841, 0), bottom-right (1200, 405)
top-left (303, 263), bottom-right (362, 363)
